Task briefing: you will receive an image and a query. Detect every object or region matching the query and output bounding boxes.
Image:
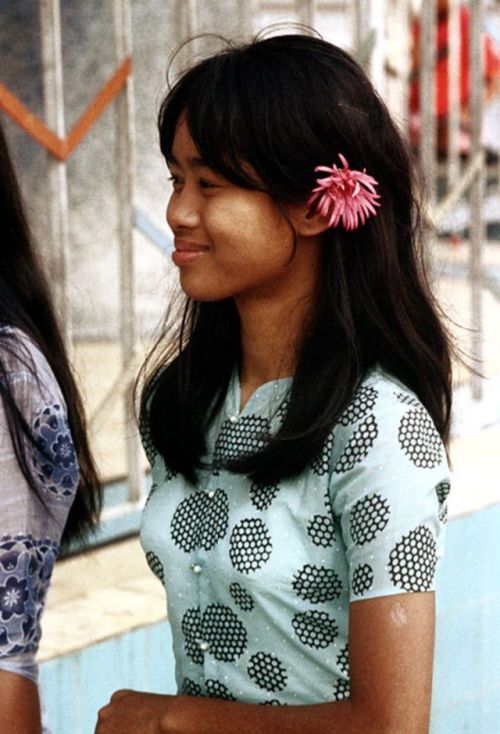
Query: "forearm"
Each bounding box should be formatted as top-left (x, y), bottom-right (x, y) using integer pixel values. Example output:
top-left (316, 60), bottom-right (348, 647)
top-left (0, 669), bottom-right (42, 734)
top-left (160, 696), bottom-right (396, 734)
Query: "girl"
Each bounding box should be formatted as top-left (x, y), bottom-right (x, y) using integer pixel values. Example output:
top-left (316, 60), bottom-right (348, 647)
top-left (0, 120), bottom-right (101, 732)
top-left (98, 33), bottom-right (452, 734)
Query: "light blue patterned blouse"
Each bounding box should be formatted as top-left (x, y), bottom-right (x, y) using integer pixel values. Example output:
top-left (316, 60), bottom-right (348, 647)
top-left (140, 366), bottom-right (450, 705)
top-left (0, 326), bottom-right (79, 684)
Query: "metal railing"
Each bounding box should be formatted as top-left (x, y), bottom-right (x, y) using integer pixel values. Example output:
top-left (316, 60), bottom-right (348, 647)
top-left (1, 0), bottom-right (498, 544)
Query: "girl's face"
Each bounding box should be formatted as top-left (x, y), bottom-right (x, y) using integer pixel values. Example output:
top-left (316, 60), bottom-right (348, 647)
top-left (166, 118), bottom-right (322, 306)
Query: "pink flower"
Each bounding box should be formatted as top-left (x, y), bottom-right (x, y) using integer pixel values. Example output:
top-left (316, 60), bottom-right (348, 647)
top-left (307, 154), bottom-right (381, 231)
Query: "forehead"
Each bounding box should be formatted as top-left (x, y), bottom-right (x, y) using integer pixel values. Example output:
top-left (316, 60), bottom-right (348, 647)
top-left (167, 118), bottom-right (205, 169)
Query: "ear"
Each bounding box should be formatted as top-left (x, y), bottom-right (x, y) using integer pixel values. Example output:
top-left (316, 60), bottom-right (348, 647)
top-left (284, 200), bottom-right (331, 238)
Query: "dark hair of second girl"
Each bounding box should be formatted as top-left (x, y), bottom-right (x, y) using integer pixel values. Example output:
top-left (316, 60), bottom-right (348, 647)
top-left (140, 33), bottom-right (453, 485)
top-left (0, 119), bottom-right (101, 545)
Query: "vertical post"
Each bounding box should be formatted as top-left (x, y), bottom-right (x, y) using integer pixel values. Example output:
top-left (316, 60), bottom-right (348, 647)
top-left (39, 0), bottom-right (71, 345)
top-left (447, 0), bottom-right (461, 184)
top-left (367, 0), bottom-right (386, 95)
top-left (419, 0), bottom-right (437, 204)
top-left (469, 0), bottom-right (484, 400)
top-left (354, 0), bottom-right (365, 56)
top-left (296, 0), bottom-right (316, 27)
top-left (113, 0), bottom-right (143, 502)
top-left (186, 0), bottom-right (198, 38)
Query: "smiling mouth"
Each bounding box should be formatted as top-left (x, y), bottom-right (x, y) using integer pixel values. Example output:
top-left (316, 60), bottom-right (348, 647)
top-left (172, 241), bottom-right (210, 267)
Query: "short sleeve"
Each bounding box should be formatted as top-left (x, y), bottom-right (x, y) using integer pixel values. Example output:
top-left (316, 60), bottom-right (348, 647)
top-left (0, 328), bottom-right (79, 681)
top-left (329, 378), bottom-right (450, 602)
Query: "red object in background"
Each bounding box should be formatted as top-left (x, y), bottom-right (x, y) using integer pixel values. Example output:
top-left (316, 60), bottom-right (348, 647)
top-left (410, 7), bottom-right (500, 118)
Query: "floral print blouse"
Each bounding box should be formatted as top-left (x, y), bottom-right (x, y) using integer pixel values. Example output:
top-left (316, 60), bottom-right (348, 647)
top-left (140, 366), bottom-right (450, 705)
top-left (0, 326), bottom-right (79, 683)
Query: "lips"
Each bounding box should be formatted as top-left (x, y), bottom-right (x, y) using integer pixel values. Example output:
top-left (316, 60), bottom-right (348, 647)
top-left (172, 240), bottom-right (210, 267)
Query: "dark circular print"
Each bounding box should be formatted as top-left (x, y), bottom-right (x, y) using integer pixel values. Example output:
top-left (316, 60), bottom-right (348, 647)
top-left (292, 610), bottom-right (338, 649)
top-left (248, 652), bottom-right (288, 692)
top-left (171, 489), bottom-right (229, 553)
top-left (349, 493), bottom-right (391, 546)
top-left (250, 480), bottom-right (281, 511)
top-left (229, 518), bottom-right (272, 574)
top-left (213, 414), bottom-right (270, 466)
top-left (334, 415), bottom-right (378, 474)
top-left (205, 679), bottom-right (236, 701)
top-left (145, 551), bottom-right (164, 582)
top-left (388, 526), bottom-right (437, 592)
top-left (336, 644), bottom-right (350, 676)
top-left (202, 603), bottom-right (247, 662)
top-left (229, 582), bottom-right (255, 612)
top-left (310, 432), bottom-right (335, 476)
top-left (338, 386), bottom-right (378, 426)
top-left (333, 679), bottom-right (351, 700)
top-left (307, 514), bottom-right (336, 548)
top-left (351, 563), bottom-right (374, 596)
top-left (292, 564), bottom-right (342, 604)
top-left (398, 407), bottom-right (443, 468)
top-left (181, 607), bottom-right (203, 664)
top-left (180, 678), bottom-right (203, 697)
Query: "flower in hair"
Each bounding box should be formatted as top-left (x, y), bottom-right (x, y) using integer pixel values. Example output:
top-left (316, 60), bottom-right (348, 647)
top-left (308, 154), bottom-right (381, 231)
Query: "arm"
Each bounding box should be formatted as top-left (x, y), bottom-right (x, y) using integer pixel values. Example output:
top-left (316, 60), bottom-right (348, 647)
top-left (0, 669), bottom-right (42, 734)
top-left (96, 590), bottom-right (434, 734)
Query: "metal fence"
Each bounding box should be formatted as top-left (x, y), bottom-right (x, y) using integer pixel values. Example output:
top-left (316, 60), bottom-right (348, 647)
top-left (1, 0), bottom-right (498, 546)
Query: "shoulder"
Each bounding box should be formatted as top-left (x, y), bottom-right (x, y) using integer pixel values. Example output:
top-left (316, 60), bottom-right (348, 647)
top-left (0, 325), bottom-right (64, 408)
top-left (331, 367), bottom-right (447, 475)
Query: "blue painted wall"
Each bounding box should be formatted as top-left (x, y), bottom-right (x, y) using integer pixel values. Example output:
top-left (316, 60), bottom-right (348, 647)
top-left (40, 504), bottom-right (500, 734)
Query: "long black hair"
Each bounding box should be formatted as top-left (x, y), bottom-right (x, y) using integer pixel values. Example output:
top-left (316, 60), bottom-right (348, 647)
top-left (0, 118), bottom-right (101, 544)
top-left (140, 33), bottom-right (453, 485)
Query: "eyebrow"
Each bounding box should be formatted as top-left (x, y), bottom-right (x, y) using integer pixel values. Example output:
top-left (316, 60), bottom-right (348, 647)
top-left (166, 153), bottom-right (210, 169)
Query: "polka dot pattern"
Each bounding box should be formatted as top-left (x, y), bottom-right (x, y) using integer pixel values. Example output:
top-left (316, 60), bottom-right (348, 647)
top-left (171, 489), bottom-right (229, 553)
top-left (435, 481), bottom-right (450, 505)
top-left (202, 603), bottom-right (248, 662)
top-left (307, 514), bottom-right (336, 548)
top-left (145, 550), bottom-right (164, 582)
top-left (292, 610), bottom-right (338, 649)
top-left (250, 480), bottom-right (281, 511)
top-left (332, 679), bottom-right (350, 700)
top-left (435, 481), bottom-right (450, 524)
top-left (334, 415), bottom-right (378, 473)
top-left (205, 679), bottom-right (236, 701)
top-left (181, 607), bottom-right (203, 664)
top-left (349, 493), bottom-right (390, 545)
top-left (398, 407), bottom-right (443, 468)
top-left (229, 518), bottom-right (272, 574)
top-left (260, 699), bottom-right (286, 706)
top-left (394, 391), bottom-right (420, 408)
top-left (292, 564), bottom-right (342, 604)
top-left (139, 418), bottom-right (156, 466)
top-left (181, 678), bottom-right (203, 697)
top-left (214, 415), bottom-right (270, 466)
top-left (310, 432), bottom-right (335, 476)
top-left (248, 652), bottom-right (288, 692)
top-left (351, 564), bottom-right (374, 596)
top-left (229, 582), bottom-right (254, 612)
top-left (336, 644), bottom-right (350, 676)
top-left (388, 526), bottom-right (437, 592)
top-left (338, 386), bottom-right (378, 426)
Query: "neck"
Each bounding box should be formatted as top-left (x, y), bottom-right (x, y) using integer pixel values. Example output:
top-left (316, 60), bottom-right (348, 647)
top-left (235, 288), bottom-right (315, 396)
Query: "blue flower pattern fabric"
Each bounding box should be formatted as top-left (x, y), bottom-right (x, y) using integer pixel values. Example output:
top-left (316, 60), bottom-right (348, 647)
top-left (0, 327), bottom-right (79, 684)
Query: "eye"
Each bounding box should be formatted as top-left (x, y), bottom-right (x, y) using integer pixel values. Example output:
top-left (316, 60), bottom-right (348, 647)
top-left (168, 174), bottom-right (183, 190)
top-left (198, 178), bottom-right (219, 190)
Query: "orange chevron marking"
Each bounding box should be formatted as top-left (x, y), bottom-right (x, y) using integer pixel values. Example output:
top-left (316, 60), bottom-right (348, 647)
top-left (0, 56), bottom-right (131, 161)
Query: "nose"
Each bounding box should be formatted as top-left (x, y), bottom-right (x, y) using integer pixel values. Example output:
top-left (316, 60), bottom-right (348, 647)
top-left (166, 186), bottom-right (201, 232)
